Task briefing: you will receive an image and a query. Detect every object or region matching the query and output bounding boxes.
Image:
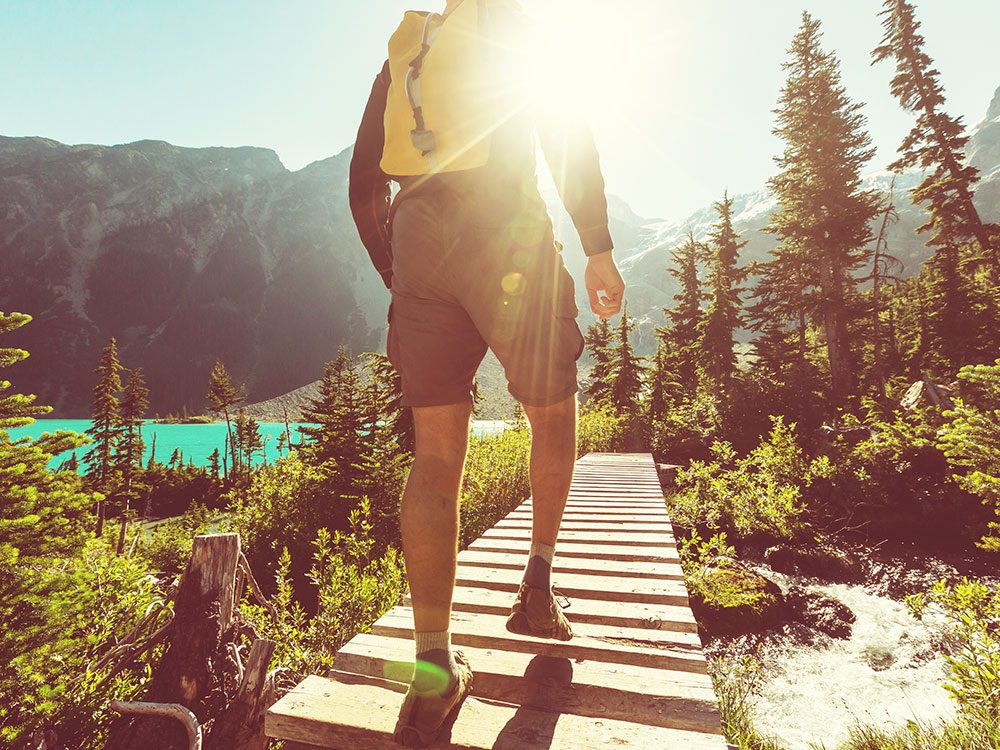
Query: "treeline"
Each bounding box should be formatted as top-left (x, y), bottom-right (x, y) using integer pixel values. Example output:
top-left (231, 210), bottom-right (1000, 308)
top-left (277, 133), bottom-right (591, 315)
top-left (580, 1), bottom-right (1000, 551)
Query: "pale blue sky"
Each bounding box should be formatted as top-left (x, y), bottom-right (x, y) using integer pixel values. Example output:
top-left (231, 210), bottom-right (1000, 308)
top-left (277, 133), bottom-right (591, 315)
top-left (3, 0), bottom-right (997, 219)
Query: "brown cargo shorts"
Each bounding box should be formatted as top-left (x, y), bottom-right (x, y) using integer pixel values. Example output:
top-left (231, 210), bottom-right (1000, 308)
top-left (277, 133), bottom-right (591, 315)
top-left (385, 186), bottom-right (585, 408)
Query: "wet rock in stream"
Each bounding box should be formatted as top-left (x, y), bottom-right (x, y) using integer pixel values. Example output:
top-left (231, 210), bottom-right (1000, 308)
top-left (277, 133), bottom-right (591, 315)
top-left (784, 586), bottom-right (856, 640)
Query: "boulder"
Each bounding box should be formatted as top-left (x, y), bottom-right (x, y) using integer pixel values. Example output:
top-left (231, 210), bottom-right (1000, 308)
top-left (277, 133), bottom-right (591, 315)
top-left (689, 563), bottom-right (785, 637)
top-left (764, 543), bottom-right (864, 582)
top-left (784, 586), bottom-right (856, 640)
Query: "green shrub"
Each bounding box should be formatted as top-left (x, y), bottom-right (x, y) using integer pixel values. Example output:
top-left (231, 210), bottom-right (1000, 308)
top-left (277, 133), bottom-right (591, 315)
top-left (670, 417), bottom-right (828, 540)
top-left (649, 392), bottom-right (721, 463)
top-left (906, 578), bottom-right (1000, 734)
top-left (242, 496), bottom-right (405, 677)
top-left (577, 400), bottom-right (627, 455)
top-left (6, 537), bottom-right (169, 749)
top-left (460, 424), bottom-right (532, 547)
top-left (938, 360), bottom-right (1000, 550)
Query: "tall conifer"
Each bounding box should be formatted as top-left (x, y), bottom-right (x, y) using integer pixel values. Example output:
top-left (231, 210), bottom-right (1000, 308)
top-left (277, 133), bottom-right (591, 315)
top-left (206, 360), bottom-right (245, 481)
top-left (86, 338), bottom-right (124, 536)
top-left (584, 318), bottom-right (614, 405)
top-left (873, 0), bottom-right (998, 271)
top-left (659, 232), bottom-right (706, 398)
top-left (766, 12), bottom-right (880, 404)
top-left (699, 192), bottom-right (748, 397)
top-left (607, 302), bottom-right (646, 415)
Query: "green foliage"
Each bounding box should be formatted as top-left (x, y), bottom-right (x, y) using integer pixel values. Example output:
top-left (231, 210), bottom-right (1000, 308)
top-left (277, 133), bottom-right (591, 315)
top-left (241, 497), bottom-right (405, 677)
top-left (4, 537), bottom-right (168, 748)
top-left (648, 391), bottom-right (722, 463)
top-left (577, 400), bottom-right (628, 455)
top-left (137, 501), bottom-right (215, 575)
top-left (906, 579), bottom-right (1000, 736)
top-left (709, 656), bottom-right (786, 750)
top-left (460, 424), bottom-right (532, 547)
top-left (85, 338), bottom-right (124, 491)
top-left (671, 417), bottom-right (829, 540)
top-left (938, 360), bottom-right (1000, 549)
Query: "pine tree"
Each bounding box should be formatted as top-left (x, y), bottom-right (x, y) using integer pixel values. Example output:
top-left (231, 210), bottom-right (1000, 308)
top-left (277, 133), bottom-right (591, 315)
top-left (766, 12), bottom-right (880, 405)
top-left (1, 313), bottom-right (94, 710)
top-left (658, 232), bottom-right (705, 398)
top-left (584, 317), bottom-right (614, 404)
top-left (364, 351), bottom-right (414, 456)
top-left (873, 0), bottom-right (998, 272)
top-left (206, 359), bottom-right (246, 481)
top-left (645, 341), bottom-right (674, 421)
top-left (168, 447), bottom-right (182, 468)
top-left (86, 338), bottom-right (124, 536)
top-left (237, 407), bottom-right (264, 481)
top-left (699, 192), bottom-right (748, 398)
top-left (0, 312), bottom-right (50, 429)
top-left (115, 367), bottom-right (149, 554)
top-left (867, 180), bottom-right (904, 394)
top-left (299, 347), bottom-right (368, 493)
top-left (607, 301), bottom-right (646, 415)
top-left (208, 447), bottom-right (221, 477)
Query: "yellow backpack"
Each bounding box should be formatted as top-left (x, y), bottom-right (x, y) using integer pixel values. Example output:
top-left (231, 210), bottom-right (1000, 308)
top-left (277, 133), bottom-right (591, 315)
top-left (381, 0), bottom-right (514, 177)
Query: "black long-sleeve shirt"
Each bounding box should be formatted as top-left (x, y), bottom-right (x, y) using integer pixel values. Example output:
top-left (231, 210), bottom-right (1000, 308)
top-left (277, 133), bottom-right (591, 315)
top-left (349, 18), bottom-right (614, 289)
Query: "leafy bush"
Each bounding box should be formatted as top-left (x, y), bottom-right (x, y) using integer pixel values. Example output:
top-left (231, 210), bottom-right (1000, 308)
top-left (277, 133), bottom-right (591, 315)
top-left (460, 424), bottom-right (532, 547)
top-left (938, 360), bottom-right (1000, 550)
top-left (906, 578), bottom-right (1000, 734)
top-left (5, 537), bottom-right (169, 749)
top-left (137, 501), bottom-right (214, 574)
top-left (670, 417), bottom-right (829, 540)
top-left (577, 400), bottom-right (627, 455)
top-left (649, 392), bottom-right (721, 463)
top-left (242, 497), bottom-right (405, 678)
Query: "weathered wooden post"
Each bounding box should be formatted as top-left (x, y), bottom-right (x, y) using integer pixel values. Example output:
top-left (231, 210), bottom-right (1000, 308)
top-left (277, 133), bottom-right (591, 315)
top-left (105, 533), bottom-right (275, 750)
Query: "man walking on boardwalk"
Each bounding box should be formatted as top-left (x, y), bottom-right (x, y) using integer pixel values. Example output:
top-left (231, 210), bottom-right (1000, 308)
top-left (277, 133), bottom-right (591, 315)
top-left (349, 0), bottom-right (624, 745)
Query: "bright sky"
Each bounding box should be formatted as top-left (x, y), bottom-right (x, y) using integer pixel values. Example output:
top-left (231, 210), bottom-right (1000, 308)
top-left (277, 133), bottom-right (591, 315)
top-left (3, 0), bottom-right (997, 219)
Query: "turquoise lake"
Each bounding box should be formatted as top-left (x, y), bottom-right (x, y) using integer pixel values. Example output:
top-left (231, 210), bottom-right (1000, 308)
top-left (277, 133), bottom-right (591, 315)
top-left (7, 419), bottom-right (510, 470)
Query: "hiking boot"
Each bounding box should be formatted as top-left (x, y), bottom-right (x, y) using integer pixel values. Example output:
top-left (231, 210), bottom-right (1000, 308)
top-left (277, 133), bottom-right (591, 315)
top-left (505, 582), bottom-right (574, 641)
top-left (392, 650), bottom-right (474, 748)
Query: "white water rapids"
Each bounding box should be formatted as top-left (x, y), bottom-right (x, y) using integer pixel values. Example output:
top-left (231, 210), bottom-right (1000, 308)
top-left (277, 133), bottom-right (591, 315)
top-left (735, 571), bottom-right (959, 749)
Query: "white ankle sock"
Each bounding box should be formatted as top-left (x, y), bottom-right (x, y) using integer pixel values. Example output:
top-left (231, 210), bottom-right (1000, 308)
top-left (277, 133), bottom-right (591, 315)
top-left (414, 629), bottom-right (451, 656)
top-left (529, 541), bottom-right (556, 565)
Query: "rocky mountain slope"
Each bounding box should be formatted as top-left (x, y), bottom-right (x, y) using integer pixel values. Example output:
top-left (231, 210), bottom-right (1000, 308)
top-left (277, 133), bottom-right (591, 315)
top-left (1, 85), bottom-right (997, 417)
top-left (0, 138), bottom-right (387, 416)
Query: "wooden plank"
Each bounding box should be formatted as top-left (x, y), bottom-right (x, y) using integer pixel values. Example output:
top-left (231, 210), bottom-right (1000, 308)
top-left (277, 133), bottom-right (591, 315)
top-left (466, 537), bottom-right (682, 564)
top-left (334, 633), bottom-right (722, 734)
top-left (453, 565), bottom-right (690, 607)
top-left (480, 528), bottom-right (677, 548)
top-left (268, 673), bottom-right (728, 750)
top-left (458, 549), bottom-right (685, 580)
top-left (422, 585), bottom-right (700, 633)
top-left (371, 607), bottom-right (707, 673)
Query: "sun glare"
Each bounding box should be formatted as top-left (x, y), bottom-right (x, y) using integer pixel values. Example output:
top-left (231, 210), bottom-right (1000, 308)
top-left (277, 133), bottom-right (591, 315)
top-left (516, 0), bottom-right (648, 114)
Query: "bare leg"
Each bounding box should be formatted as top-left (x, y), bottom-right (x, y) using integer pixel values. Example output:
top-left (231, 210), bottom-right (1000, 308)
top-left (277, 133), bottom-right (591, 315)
top-left (523, 393), bottom-right (578, 547)
top-left (400, 402), bottom-right (473, 634)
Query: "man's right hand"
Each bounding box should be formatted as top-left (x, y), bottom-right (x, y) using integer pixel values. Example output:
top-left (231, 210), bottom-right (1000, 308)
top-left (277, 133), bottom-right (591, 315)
top-left (584, 251), bottom-right (625, 319)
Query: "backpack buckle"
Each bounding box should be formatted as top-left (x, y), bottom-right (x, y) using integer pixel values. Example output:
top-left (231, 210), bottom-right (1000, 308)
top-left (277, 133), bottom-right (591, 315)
top-left (410, 128), bottom-right (437, 156)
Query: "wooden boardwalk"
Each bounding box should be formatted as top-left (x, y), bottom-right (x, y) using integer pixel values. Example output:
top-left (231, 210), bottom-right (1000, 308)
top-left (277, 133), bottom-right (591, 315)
top-left (266, 453), bottom-right (727, 748)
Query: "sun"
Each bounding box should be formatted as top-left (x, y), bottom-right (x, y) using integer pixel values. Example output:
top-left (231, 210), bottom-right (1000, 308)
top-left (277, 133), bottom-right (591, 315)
top-left (512, 0), bottom-right (648, 115)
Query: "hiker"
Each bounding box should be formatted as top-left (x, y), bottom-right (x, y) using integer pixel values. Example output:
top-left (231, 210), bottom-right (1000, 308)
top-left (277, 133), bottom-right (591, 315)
top-left (349, 0), bottom-right (625, 745)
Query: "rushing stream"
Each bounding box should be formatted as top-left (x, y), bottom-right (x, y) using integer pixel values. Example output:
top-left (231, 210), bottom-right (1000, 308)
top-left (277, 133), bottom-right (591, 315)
top-left (748, 574), bottom-right (955, 748)
top-left (704, 544), bottom-right (997, 749)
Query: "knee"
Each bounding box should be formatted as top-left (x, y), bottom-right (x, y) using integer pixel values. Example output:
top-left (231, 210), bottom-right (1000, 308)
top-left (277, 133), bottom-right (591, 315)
top-left (523, 393), bottom-right (577, 430)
